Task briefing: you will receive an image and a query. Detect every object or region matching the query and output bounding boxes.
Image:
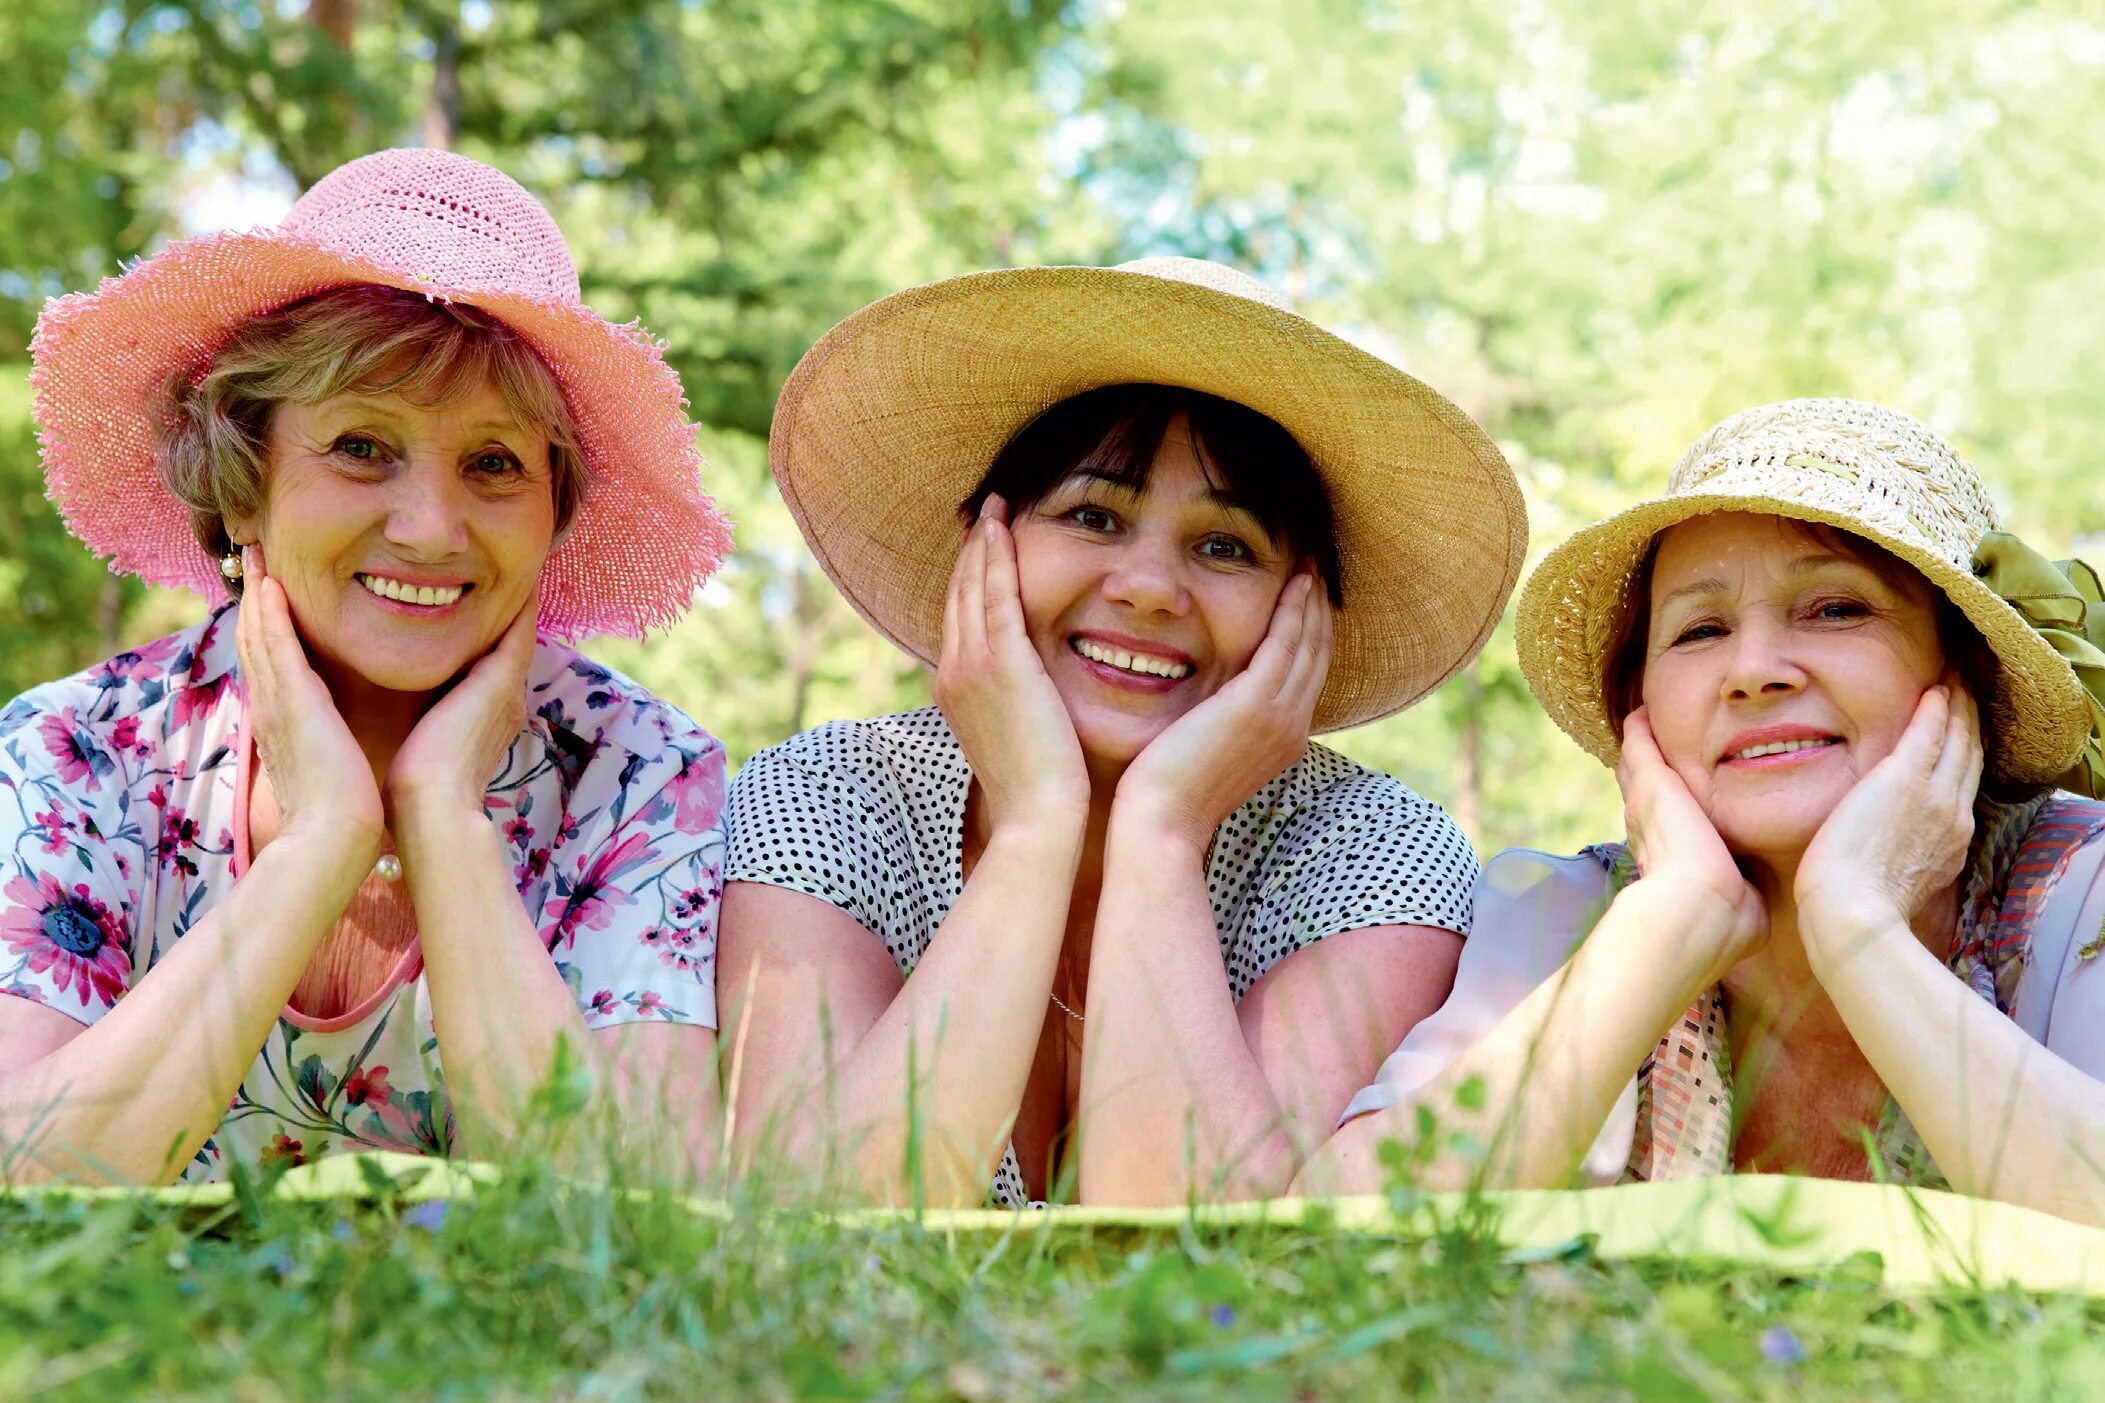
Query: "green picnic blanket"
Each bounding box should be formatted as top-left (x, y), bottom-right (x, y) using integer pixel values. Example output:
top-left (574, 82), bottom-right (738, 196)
top-left (24, 1152), bottom-right (2105, 1295)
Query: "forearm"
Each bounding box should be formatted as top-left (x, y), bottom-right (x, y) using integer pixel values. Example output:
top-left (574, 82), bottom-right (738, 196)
top-left (400, 806), bottom-right (590, 1158)
top-left (1079, 822), bottom-right (1292, 1205)
top-left (2, 837), bottom-right (367, 1185)
top-left (1809, 901), bottom-right (2105, 1225)
top-left (1296, 880), bottom-right (1726, 1195)
top-left (740, 820), bottom-right (1082, 1207)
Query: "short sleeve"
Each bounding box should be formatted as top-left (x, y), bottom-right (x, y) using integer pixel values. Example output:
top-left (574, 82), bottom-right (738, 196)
top-left (724, 735), bottom-right (895, 938)
top-left (1337, 847), bottom-right (1635, 1185)
top-left (551, 739), bottom-right (730, 1032)
top-left (2018, 824), bottom-right (2105, 1075)
top-left (1271, 796), bottom-right (1479, 945)
top-left (0, 698), bottom-right (144, 1027)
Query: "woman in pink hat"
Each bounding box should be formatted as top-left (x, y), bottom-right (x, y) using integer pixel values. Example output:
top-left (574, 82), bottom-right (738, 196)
top-left (0, 148), bottom-right (733, 1185)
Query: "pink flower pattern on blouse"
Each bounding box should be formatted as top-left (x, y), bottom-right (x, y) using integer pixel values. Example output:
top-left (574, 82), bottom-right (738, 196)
top-left (0, 604), bottom-right (727, 1183)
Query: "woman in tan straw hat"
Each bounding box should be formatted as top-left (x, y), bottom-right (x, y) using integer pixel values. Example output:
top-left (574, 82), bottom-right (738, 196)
top-left (1297, 398), bottom-right (2105, 1224)
top-left (0, 148), bottom-right (733, 1185)
top-left (718, 256), bottom-right (1528, 1208)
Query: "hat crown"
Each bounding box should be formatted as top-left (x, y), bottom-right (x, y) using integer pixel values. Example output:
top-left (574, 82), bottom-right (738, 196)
top-left (279, 148), bottom-right (581, 304)
top-left (1113, 256), bottom-right (1293, 314)
top-left (1665, 397), bottom-right (2000, 570)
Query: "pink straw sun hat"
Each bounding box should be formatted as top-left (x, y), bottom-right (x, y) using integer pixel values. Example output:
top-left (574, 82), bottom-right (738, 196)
top-left (29, 147), bottom-right (731, 640)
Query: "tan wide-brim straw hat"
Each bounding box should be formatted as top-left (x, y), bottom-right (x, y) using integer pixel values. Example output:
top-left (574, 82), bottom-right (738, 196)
top-left (1516, 397), bottom-right (2092, 783)
top-left (768, 257), bottom-right (1529, 733)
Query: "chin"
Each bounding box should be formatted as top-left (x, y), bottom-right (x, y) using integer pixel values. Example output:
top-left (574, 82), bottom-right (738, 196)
top-left (318, 629), bottom-right (485, 694)
top-left (1069, 715), bottom-right (1168, 770)
top-left (1712, 809), bottom-right (1828, 865)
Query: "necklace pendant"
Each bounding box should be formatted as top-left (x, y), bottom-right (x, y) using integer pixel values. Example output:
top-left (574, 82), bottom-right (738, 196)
top-left (371, 853), bottom-right (403, 883)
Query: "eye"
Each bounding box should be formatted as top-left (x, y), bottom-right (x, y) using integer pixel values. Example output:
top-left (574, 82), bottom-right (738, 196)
top-left (1807, 597), bottom-right (1870, 622)
top-left (1670, 619), bottom-right (1726, 646)
top-left (333, 434), bottom-right (386, 462)
top-left (471, 449), bottom-right (525, 477)
top-left (1064, 504), bottom-right (1120, 533)
top-left (1197, 535), bottom-right (1254, 564)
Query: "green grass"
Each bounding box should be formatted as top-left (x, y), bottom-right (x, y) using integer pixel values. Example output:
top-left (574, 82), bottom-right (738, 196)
top-left (5, 1157), bottom-right (2105, 1400)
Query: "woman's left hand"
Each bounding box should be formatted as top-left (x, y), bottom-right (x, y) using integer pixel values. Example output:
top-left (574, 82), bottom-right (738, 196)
top-left (1113, 570), bottom-right (1333, 852)
top-left (385, 589), bottom-right (540, 828)
top-left (1795, 680), bottom-right (1983, 941)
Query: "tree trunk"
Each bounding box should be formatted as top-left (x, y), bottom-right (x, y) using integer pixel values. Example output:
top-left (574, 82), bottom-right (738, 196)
top-left (311, 0), bottom-right (356, 49)
top-left (424, 14), bottom-right (461, 150)
top-left (1453, 657), bottom-right (1484, 851)
top-left (97, 575), bottom-right (122, 655)
top-left (782, 566), bottom-right (828, 736)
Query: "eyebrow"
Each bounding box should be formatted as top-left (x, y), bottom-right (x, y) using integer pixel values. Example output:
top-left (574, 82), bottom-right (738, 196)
top-left (314, 405), bottom-right (532, 440)
top-left (1059, 468), bottom-right (1264, 520)
top-left (1654, 552), bottom-right (1874, 611)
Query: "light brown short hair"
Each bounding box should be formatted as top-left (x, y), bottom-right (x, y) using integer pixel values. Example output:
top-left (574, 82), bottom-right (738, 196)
top-left (157, 284), bottom-right (586, 578)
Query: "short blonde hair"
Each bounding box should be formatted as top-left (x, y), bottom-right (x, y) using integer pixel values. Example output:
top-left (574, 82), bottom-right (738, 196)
top-left (158, 284), bottom-right (586, 578)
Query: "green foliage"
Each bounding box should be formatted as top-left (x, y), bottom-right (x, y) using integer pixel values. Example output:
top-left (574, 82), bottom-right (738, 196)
top-left (4, 1166), bottom-right (2105, 1398)
top-left (8, 0), bottom-right (2105, 822)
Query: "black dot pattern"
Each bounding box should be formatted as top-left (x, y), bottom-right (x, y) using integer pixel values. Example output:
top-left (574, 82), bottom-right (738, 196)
top-left (726, 706), bottom-right (1477, 1206)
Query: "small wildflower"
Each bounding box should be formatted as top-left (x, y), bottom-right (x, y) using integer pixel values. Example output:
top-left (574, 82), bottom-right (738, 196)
top-left (332, 1219), bottom-right (358, 1243)
top-left (1760, 1325), bottom-right (1807, 1365)
top-left (1210, 1304), bottom-right (1237, 1328)
top-left (404, 1199), bottom-right (451, 1233)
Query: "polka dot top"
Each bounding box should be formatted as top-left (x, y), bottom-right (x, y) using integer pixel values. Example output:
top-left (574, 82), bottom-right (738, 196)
top-left (726, 706), bottom-right (1478, 1207)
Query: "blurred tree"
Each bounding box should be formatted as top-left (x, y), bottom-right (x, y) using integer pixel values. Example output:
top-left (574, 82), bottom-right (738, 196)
top-left (0, 0), bottom-right (1129, 763)
top-left (1075, 0), bottom-right (2105, 850)
top-left (8, 0), bottom-right (2105, 846)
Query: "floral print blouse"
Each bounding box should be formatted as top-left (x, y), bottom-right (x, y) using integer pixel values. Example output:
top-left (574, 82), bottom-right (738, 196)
top-left (0, 603), bottom-right (727, 1183)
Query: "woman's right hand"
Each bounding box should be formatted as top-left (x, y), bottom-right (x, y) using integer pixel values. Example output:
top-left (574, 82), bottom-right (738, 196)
top-left (933, 497), bottom-right (1090, 832)
top-left (1615, 706), bottom-right (1767, 982)
top-left (234, 547), bottom-right (385, 865)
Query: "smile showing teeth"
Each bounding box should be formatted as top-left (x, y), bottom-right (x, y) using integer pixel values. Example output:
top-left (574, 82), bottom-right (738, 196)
top-left (1071, 637), bottom-right (1192, 680)
top-left (1731, 737), bottom-right (1838, 761)
top-left (358, 574), bottom-right (465, 608)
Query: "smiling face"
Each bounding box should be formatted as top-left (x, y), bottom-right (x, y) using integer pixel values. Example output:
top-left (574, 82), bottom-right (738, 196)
top-left (229, 377), bottom-right (557, 698)
top-left (1638, 512), bottom-right (1948, 866)
top-left (1008, 416), bottom-right (1297, 768)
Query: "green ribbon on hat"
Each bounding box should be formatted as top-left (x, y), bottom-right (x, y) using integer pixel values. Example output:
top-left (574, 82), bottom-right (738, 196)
top-left (1972, 531), bottom-right (2105, 802)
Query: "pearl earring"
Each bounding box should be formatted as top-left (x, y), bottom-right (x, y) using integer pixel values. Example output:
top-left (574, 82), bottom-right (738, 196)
top-left (220, 552), bottom-right (243, 582)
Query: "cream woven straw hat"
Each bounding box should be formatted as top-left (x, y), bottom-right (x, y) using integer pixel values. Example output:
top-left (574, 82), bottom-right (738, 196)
top-left (31, 147), bottom-right (731, 640)
top-left (770, 256), bottom-right (1528, 732)
top-left (1516, 397), bottom-right (2092, 783)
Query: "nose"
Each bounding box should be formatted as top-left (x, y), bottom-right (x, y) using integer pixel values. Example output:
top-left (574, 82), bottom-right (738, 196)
top-left (1720, 615), bottom-right (1806, 702)
top-left (382, 458), bottom-right (471, 560)
top-left (1099, 530), bottom-right (1191, 617)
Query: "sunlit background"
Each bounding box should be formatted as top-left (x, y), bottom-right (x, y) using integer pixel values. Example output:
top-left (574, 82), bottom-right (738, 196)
top-left (7, 0), bottom-right (2104, 854)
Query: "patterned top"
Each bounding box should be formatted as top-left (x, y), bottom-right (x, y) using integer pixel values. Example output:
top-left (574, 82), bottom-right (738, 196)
top-left (0, 603), bottom-right (728, 1183)
top-left (1344, 794), bottom-right (2105, 1185)
top-left (726, 705), bottom-right (1479, 1206)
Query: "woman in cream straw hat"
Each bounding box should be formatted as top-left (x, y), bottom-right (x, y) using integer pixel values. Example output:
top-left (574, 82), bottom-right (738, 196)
top-left (719, 256), bottom-right (1527, 1208)
top-left (1298, 398), bottom-right (2105, 1224)
top-left (0, 148), bottom-right (733, 1185)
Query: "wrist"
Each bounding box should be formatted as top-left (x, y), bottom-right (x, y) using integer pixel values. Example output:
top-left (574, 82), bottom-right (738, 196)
top-left (1106, 792), bottom-right (1213, 865)
top-left (1610, 876), bottom-right (1744, 976)
top-left (388, 783), bottom-right (489, 836)
top-left (984, 807), bottom-right (1088, 862)
top-left (1796, 888), bottom-right (1905, 977)
top-left (262, 820), bottom-right (382, 892)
